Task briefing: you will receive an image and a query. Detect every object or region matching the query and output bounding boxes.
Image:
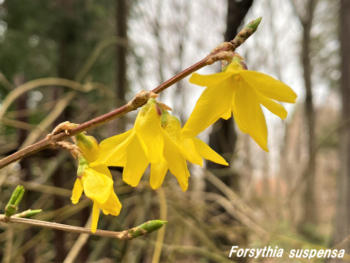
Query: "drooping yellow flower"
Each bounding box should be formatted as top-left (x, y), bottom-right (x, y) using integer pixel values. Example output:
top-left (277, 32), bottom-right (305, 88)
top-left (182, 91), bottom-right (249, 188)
top-left (72, 133), bottom-right (122, 233)
top-left (159, 111), bottom-right (228, 191)
top-left (94, 99), bottom-right (164, 187)
top-left (181, 54), bottom-right (297, 152)
top-left (95, 99), bottom-right (228, 191)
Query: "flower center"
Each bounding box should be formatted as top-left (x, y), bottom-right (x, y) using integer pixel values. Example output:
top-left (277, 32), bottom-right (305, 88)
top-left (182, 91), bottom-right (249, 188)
top-left (234, 75), bottom-right (241, 82)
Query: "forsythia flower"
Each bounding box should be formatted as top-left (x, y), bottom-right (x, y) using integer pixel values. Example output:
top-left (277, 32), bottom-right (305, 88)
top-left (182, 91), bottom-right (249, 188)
top-left (72, 133), bottom-right (122, 233)
top-left (95, 99), bottom-right (228, 191)
top-left (181, 54), bottom-right (297, 152)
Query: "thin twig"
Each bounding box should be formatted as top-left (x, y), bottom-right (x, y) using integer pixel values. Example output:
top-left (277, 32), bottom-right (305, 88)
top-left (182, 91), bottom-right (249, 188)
top-left (2, 178), bottom-right (72, 198)
top-left (0, 78), bottom-right (96, 120)
top-left (0, 215), bottom-right (128, 240)
top-left (19, 92), bottom-right (76, 149)
top-left (0, 118), bottom-right (41, 132)
top-left (0, 73), bottom-right (15, 91)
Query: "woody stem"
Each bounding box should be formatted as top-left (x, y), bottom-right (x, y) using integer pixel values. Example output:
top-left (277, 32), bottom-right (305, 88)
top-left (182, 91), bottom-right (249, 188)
top-left (0, 215), bottom-right (128, 239)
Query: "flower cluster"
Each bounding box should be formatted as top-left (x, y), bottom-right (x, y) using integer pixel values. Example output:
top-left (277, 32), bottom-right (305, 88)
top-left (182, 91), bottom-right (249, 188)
top-left (94, 99), bottom-right (228, 192)
top-left (64, 52), bottom-right (296, 232)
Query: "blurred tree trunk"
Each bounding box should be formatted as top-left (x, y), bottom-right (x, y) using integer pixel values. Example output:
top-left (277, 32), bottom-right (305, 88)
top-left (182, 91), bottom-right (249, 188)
top-left (332, 0), bottom-right (350, 255)
top-left (292, 0), bottom-right (318, 234)
top-left (15, 74), bottom-right (27, 146)
top-left (52, 1), bottom-right (81, 261)
top-left (115, 0), bottom-right (128, 134)
top-left (206, 1), bottom-right (253, 262)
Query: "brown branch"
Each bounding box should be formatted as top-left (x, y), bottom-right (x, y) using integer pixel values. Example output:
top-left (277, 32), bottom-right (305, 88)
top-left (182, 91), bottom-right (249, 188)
top-left (0, 18), bottom-right (261, 169)
top-left (0, 215), bottom-right (129, 240)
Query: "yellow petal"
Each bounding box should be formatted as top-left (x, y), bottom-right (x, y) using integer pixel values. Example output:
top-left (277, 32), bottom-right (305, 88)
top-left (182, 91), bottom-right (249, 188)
top-left (232, 112), bottom-right (247, 133)
top-left (162, 114), bottom-right (203, 166)
top-left (192, 138), bottom-right (228, 166)
top-left (97, 129), bottom-right (133, 166)
top-left (150, 160), bottom-right (168, 189)
top-left (222, 106), bottom-right (232, 120)
top-left (99, 129), bottom-right (133, 149)
top-left (232, 100), bottom-right (247, 133)
top-left (71, 179), bottom-right (83, 204)
top-left (83, 168), bottom-right (113, 204)
top-left (123, 136), bottom-right (149, 187)
top-left (91, 202), bottom-right (100, 233)
top-left (90, 164), bottom-right (112, 179)
top-left (135, 103), bottom-right (163, 163)
top-left (181, 138), bottom-right (203, 166)
top-left (181, 83), bottom-right (233, 138)
top-left (233, 82), bottom-right (269, 152)
top-left (189, 72), bottom-right (232, 87)
top-left (239, 70), bottom-right (297, 103)
top-left (258, 94), bottom-right (288, 119)
top-left (100, 191), bottom-right (122, 216)
top-left (163, 130), bottom-right (190, 191)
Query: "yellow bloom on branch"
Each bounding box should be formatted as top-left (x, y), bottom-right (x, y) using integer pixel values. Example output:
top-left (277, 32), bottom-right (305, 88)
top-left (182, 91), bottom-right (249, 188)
top-left (95, 99), bottom-right (228, 191)
top-left (181, 54), bottom-right (297, 152)
top-left (159, 111), bottom-right (228, 191)
top-left (72, 133), bottom-right (122, 233)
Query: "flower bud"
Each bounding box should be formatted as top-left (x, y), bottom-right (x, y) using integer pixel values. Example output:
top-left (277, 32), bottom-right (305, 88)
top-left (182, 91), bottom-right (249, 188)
top-left (127, 220), bottom-right (168, 239)
top-left (76, 133), bottom-right (99, 163)
top-left (245, 17), bottom-right (262, 33)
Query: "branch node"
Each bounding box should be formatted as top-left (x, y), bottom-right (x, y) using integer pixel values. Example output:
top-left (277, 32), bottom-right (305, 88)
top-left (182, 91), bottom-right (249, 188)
top-left (127, 90), bottom-right (159, 110)
top-left (55, 141), bottom-right (82, 159)
top-left (207, 51), bottom-right (235, 65)
top-left (46, 121), bottom-right (78, 140)
top-left (210, 42), bottom-right (233, 54)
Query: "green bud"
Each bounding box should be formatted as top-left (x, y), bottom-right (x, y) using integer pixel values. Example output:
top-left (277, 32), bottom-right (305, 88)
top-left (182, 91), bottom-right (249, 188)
top-left (15, 187), bottom-right (25, 206)
top-left (14, 209), bottom-right (42, 218)
top-left (5, 185), bottom-right (25, 218)
top-left (139, 220), bottom-right (167, 233)
top-left (245, 17), bottom-right (262, 33)
top-left (128, 220), bottom-right (168, 239)
top-left (7, 185), bottom-right (24, 206)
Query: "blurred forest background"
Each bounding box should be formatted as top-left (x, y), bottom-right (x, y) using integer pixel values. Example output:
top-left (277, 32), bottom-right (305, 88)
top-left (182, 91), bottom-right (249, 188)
top-left (0, 0), bottom-right (349, 262)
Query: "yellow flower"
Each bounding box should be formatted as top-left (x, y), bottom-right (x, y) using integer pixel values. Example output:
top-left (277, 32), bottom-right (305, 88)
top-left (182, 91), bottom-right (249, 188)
top-left (72, 134), bottom-right (122, 233)
top-left (181, 55), bottom-right (297, 151)
top-left (96, 99), bottom-right (228, 191)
